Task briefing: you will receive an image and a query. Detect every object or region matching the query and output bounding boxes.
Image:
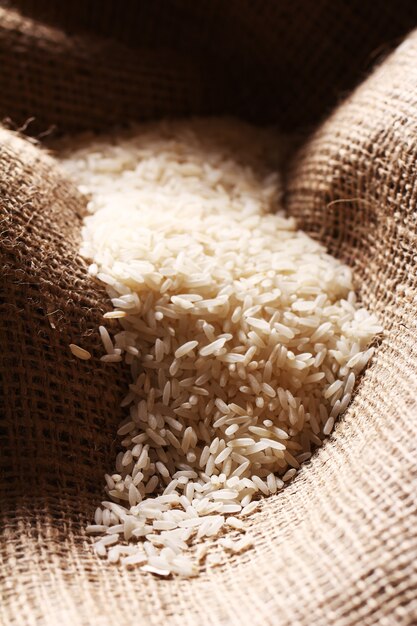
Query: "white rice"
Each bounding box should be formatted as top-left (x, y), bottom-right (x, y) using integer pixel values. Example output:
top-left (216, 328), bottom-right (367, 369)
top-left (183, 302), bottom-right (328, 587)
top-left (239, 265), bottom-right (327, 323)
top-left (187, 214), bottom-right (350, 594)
top-left (69, 344), bottom-right (92, 360)
top-left (55, 117), bottom-right (382, 578)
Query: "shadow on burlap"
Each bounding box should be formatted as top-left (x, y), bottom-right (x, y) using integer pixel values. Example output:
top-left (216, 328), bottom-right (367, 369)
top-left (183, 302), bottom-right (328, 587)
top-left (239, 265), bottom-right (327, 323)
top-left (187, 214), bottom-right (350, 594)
top-left (0, 2), bottom-right (416, 625)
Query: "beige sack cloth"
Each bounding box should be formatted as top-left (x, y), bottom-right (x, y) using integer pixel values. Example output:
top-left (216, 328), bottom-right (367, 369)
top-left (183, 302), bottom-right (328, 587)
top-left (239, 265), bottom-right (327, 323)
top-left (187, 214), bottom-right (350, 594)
top-left (1, 3), bottom-right (417, 625)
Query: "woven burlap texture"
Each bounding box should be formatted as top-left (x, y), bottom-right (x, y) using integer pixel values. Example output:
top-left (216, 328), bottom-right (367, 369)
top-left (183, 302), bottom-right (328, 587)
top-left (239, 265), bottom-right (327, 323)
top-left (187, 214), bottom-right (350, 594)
top-left (3, 1), bottom-right (417, 133)
top-left (1, 3), bottom-right (417, 625)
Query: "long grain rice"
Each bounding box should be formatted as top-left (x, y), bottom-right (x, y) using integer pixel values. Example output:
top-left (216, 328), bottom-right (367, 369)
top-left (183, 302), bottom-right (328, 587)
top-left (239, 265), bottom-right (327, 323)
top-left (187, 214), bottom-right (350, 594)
top-left (57, 118), bottom-right (382, 578)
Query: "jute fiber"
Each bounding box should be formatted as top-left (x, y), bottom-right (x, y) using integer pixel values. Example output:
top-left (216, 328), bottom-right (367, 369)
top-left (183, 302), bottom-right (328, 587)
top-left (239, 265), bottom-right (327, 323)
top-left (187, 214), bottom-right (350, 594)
top-left (1, 3), bottom-right (417, 625)
top-left (2, 1), bottom-right (417, 132)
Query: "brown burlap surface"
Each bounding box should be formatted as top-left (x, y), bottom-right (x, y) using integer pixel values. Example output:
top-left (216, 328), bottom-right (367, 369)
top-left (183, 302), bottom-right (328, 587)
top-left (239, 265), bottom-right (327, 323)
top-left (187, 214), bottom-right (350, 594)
top-left (1, 3), bottom-right (417, 625)
top-left (3, 1), bottom-right (417, 133)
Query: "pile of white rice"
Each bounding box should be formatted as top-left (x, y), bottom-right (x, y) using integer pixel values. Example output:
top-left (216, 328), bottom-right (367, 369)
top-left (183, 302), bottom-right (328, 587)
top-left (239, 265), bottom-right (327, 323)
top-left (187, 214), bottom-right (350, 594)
top-left (58, 118), bottom-right (382, 577)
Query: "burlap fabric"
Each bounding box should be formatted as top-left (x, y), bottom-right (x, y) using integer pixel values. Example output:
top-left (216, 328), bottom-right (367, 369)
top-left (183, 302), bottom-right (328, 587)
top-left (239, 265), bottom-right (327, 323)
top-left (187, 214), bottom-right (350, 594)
top-left (1, 3), bottom-right (417, 625)
top-left (3, 0), bottom-right (417, 132)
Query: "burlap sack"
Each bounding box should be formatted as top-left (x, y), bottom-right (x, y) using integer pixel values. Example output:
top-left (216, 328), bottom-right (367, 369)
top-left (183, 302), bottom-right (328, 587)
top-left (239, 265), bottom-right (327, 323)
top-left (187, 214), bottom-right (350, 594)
top-left (3, 0), bottom-right (417, 133)
top-left (1, 3), bottom-right (417, 625)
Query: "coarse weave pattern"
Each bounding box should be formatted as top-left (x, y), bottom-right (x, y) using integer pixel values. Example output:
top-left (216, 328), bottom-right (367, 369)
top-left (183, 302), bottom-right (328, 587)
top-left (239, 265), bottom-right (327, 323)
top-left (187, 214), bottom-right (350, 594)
top-left (2, 1), bottom-right (417, 132)
top-left (1, 2), bottom-right (417, 625)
